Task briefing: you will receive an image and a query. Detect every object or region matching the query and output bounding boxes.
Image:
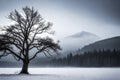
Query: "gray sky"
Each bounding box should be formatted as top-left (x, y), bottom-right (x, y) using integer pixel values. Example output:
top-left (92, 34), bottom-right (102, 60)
top-left (0, 0), bottom-right (120, 40)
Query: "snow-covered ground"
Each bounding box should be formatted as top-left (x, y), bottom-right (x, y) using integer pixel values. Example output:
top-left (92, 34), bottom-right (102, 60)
top-left (0, 68), bottom-right (120, 80)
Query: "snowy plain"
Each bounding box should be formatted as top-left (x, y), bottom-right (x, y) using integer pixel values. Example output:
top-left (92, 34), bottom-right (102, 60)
top-left (0, 68), bottom-right (120, 80)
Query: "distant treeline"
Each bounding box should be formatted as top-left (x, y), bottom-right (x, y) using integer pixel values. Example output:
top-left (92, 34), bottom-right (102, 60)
top-left (50, 49), bottom-right (120, 67)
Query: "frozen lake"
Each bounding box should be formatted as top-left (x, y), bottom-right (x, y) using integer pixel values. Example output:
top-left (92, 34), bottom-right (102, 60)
top-left (0, 68), bottom-right (120, 80)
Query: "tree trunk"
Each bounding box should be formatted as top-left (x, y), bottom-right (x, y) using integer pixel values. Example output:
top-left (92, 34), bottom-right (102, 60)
top-left (20, 61), bottom-right (29, 74)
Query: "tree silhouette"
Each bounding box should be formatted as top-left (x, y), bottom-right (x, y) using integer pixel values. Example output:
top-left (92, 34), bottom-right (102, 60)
top-left (0, 6), bottom-right (61, 74)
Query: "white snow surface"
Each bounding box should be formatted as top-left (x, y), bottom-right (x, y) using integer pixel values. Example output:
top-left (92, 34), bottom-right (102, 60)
top-left (0, 68), bottom-right (120, 80)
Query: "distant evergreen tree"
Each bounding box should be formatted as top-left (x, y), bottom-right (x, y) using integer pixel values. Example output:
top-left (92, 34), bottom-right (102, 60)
top-left (50, 49), bottom-right (120, 67)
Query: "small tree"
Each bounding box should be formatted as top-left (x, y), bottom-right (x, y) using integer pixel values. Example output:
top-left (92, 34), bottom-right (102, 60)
top-left (0, 6), bottom-right (61, 74)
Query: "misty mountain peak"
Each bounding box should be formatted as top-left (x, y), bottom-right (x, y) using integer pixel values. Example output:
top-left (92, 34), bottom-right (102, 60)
top-left (60, 31), bottom-right (100, 52)
top-left (67, 31), bottom-right (99, 38)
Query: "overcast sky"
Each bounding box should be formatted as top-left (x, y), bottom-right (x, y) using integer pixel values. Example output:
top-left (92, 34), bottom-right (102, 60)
top-left (0, 0), bottom-right (120, 40)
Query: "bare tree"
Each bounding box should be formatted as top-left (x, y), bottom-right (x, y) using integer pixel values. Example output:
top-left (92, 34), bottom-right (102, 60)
top-left (0, 6), bottom-right (61, 74)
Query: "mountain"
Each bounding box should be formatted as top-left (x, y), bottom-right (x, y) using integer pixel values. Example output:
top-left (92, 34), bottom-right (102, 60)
top-left (67, 31), bottom-right (99, 38)
top-left (81, 36), bottom-right (120, 52)
top-left (60, 31), bottom-right (100, 52)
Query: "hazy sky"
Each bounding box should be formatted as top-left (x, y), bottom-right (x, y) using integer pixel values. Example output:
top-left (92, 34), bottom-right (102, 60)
top-left (0, 0), bottom-right (120, 40)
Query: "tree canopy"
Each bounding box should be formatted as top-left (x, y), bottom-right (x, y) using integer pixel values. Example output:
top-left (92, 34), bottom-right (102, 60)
top-left (0, 6), bottom-right (61, 74)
